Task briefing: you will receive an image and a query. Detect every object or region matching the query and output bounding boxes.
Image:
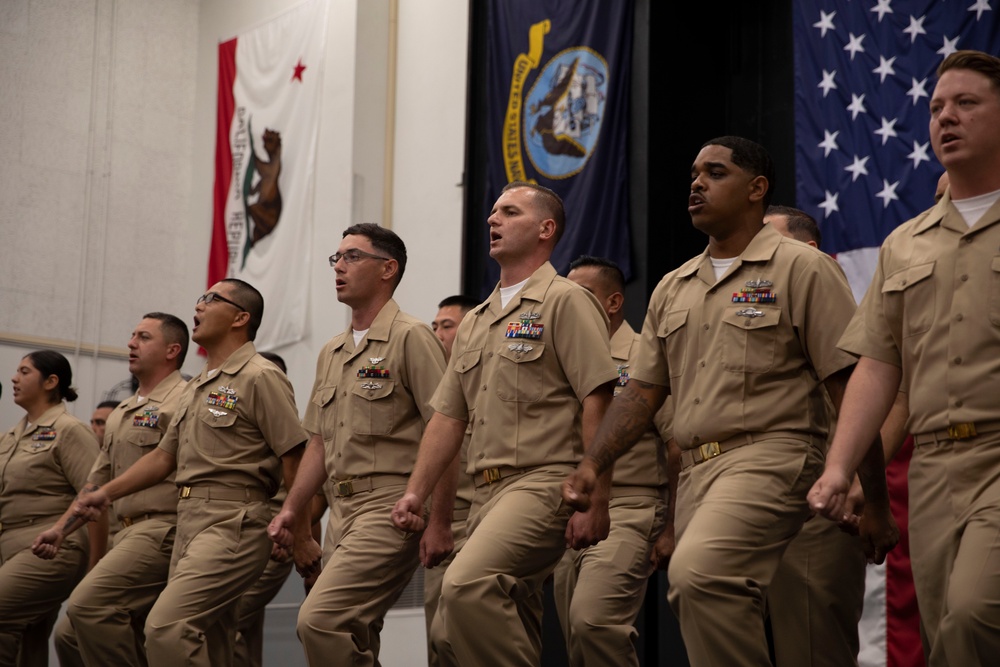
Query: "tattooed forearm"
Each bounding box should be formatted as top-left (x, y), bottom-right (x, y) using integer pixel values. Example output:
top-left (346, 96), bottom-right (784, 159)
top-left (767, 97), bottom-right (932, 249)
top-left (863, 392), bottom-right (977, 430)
top-left (587, 380), bottom-right (667, 474)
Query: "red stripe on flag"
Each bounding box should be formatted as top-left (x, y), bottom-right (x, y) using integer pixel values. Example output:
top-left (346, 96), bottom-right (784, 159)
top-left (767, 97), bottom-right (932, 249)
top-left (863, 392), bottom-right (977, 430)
top-left (209, 38), bottom-right (238, 289)
top-left (885, 437), bottom-right (926, 667)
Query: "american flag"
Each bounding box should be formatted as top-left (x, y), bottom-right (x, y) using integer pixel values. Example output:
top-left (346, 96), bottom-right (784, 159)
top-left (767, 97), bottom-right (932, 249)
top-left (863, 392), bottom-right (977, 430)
top-left (792, 4), bottom-right (1000, 667)
top-left (793, 0), bottom-right (1000, 300)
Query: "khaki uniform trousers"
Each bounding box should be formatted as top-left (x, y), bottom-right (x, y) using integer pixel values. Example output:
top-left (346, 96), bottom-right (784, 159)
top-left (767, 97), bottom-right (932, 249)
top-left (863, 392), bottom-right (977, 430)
top-left (767, 510), bottom-right (867, 667)
top-left (908, 433), bottom-right (1000, 666)
top-left (144, 498), bottom-right (271, 667)
top-left (424, 506), bottom-right (469, 667)
top-left (55, 519), bottom-right (175, 667)
top-left (233, 551), bottom-right (294, 667)
top-left (437, 465), bottom-right (573, 667)
top-left (667, 438), bottom-right (822, 666)
top-left (553, 493), bottom-right (667, 667)
top-left (0, 524), bottom-right (88, 665)
top-left (296, 483), bottom-right (419, 666)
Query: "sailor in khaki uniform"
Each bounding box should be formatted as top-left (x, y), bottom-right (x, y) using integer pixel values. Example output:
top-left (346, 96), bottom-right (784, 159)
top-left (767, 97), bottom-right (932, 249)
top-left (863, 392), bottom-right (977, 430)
top-left (811, 51), bottom-right (1000, 666)
top-left (393, 183), bottom-right (618, 667)
top-left (758, 207), bottom-right (868, 667)
top-left (564, 137), bottom-right (897, 666)
top-left (424, 295), bottom-right (479, 667)
top-left (269, 224), bottom-right (447, 666)
top-left (35, 313), bottom-right (188, 667)
top-left (553, 256), bottom-right (674, 667)
top-left (74, 280), bottom-right (311, 667)
top-left (0, 351), bottom-right (101, 665)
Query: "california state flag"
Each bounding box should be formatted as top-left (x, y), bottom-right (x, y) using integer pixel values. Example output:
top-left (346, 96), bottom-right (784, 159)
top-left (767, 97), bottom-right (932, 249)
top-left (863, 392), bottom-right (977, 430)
top-left (210, 0), bottom-right (328, 349)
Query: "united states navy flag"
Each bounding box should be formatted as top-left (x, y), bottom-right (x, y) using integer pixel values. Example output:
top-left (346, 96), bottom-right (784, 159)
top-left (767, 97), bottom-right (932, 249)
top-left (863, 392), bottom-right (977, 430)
top-left (482, 0), bottom-right (632, 291)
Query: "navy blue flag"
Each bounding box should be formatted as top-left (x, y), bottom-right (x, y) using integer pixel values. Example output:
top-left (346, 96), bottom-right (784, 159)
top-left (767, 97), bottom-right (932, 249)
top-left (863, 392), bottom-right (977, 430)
top-left (793, 0), bottom-right (1000, 299)
top-left (482, 0), bottom-right (633, 292)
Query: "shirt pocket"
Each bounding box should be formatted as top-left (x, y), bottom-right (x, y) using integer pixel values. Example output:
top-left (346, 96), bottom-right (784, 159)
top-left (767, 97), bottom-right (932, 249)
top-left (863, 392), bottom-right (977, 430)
top-left (496, 342), bottom-right (545, 403)
top-left (20, 439), bottom-right (55, 455)
top-left (198, 408), bottom-right (239, 429)
top-left (990, 257), bottom-right (1000, 327)
top-left (720, 305), bottom-right (781, 373)
top-left (454, 349), bottom-right (482, 412)
top-left (125, 428), bottom-right (162, 449)
top-left (882, 261), bottom-right (935, 338)
top-left (311, 384), bottom-right (338, 438)
top-left (351, 379), bottom-right (396, 436)
top-left (658, 309), bottom-right (689, 379)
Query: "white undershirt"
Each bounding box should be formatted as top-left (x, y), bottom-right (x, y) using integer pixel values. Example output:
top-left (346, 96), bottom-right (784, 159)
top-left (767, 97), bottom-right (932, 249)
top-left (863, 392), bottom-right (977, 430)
top-left (500, 278), bottom-right (529, 309)
top-left (952, 188), bottom-right (1000, 228)
top-left (353, 328), bottom-right (369, 346)
top-left (710, 256), bottom-right (737, 282)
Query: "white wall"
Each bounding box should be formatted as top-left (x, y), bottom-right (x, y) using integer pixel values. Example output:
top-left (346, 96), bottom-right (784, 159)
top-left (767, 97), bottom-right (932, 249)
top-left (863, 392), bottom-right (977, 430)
top-left (2, 0), bottom-right (470, 664)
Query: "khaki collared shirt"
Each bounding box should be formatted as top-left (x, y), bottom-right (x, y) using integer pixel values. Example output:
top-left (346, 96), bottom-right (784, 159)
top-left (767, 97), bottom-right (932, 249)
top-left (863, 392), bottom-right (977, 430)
top-left (0, 403), bottom-right (99, 525)
top-left (632, 224), bottom-right (857, 449)
top-left (610, 322), bottom-right (670, 488)
top-left (159, 342), bottom-right (307, 495)
top-left (839, 194), bottom-right (1000, 435)
top-left (303, 299), bottom-right (446, 480)
top-left (89, 370), bottom-right (186, 521)
top-left (432, 262), bottom-right (618, 473)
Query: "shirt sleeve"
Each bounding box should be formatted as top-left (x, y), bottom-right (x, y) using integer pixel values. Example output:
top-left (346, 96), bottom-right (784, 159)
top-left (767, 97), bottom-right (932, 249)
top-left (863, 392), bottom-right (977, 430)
top-left (56, 419), bottom-right (101, 493)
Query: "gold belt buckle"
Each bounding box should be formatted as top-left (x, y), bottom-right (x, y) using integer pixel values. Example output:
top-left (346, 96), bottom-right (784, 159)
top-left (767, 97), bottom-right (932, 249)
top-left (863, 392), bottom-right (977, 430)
top-left (179, 486), bottom-right (192, 499)
top-left (120, 516), bottom-right (133, 527)
top-left (698, 441), bottom-right (722, 463)
top-left (948, 423), bottom-right (978, 440)
top-left (336, 480), bottom-right (355, 497)
top-left (483, 468), bottom-right (501, 485)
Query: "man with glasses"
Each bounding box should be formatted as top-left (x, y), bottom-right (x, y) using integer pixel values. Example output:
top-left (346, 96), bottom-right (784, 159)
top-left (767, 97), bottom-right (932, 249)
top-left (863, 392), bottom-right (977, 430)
top-left (73, 279), bottom-right (312, 667)
top-left (269, 224), bottom-right (448, 666)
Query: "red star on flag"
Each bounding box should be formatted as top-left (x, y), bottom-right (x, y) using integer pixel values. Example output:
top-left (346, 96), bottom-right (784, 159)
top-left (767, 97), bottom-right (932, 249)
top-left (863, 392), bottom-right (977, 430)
top-left (292, 58), bottom-right (306, 82)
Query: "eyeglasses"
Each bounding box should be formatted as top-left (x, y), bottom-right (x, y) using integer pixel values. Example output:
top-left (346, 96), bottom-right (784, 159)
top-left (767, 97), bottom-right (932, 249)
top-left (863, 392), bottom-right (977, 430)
top-left (328, 249), bottom-right (391, 266)
top-left (197, 292), bottom-right (247, 311)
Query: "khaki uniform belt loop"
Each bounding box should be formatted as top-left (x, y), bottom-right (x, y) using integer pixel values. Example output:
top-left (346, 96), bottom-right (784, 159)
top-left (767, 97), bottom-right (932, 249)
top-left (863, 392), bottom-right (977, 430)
top-left (474, 465), bottom-right (538, 488)
top-left (177, 486), bottom-right (269, 502)
top-left (330, 474), bottom-right (410, 498)
top-left (680, 431), bottom-right (817, 470)
top-left (912, 419), bottom-right (1000, 447)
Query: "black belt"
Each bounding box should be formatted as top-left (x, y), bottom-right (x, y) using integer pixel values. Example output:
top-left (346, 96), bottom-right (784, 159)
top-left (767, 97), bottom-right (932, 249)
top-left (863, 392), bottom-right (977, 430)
top-left (330, 474), bottom-right (409, 497)
top-left (178, 486), bottom-right (268, 502)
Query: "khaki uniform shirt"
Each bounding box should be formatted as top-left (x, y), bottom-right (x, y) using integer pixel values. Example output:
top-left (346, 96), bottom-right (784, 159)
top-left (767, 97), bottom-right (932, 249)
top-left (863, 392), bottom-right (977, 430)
top-left (611, 322), bottom-right (670, 488)
top-left (89, 370), bottom-right (186, 522)
top-left (432, 262), bottom-right (618, 473)
top-left (159, 342), bottom-right (307, 495)
top-left (632, 223), bottom-right (857, 449)
top-left (839, 195), bottom-right (1000, 435)
top-left (302, 299), bottom-right (446, 480)
top-left (0, 404), bottom-right (99, 527)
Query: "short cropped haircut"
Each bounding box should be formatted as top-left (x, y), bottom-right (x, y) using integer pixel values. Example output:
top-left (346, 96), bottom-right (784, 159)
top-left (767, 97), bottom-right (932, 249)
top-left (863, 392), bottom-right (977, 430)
top-left (143, 312), bottom-right (190, 369)
top-left (96, 400), bottom-right (120, 410)
top-left (259, 351), bottom-right (288, 374)
top-left (938, 50), bottom-right (1000, 92)
top-left (438, 295), bottom-right (480, 314)
top-left (220, 279), bottom-right (264, 341)
top-left (568, 255), bottom-right (626, 294)
top-left (766, 205), bottom-right (822, 246)
top-left (702, 136), bottom-right (776, 209)
top-left (502, 181), bottom-right (566, 244)
top-left (343, 223), bottom-right (408, 288)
